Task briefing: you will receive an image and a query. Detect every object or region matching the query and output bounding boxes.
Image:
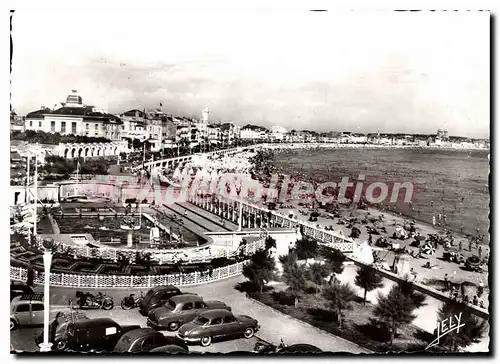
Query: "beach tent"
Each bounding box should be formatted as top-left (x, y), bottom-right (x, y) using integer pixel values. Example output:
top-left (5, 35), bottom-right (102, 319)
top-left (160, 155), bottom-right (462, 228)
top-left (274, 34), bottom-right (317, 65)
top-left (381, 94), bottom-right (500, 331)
top-left (354, 241), bottom-right (374, 265)
top-left (150, 227), bottom-right (160, 245)
top-left (392, 254), bottom-right (411, 276)
top-left (172, 166), bottom-right (181, 180)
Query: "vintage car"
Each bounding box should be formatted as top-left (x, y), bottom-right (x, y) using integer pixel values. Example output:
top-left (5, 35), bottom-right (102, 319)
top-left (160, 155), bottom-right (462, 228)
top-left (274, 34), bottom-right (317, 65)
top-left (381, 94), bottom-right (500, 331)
top-left (10, 294), bottom-right (44, 331)
top-left (10, 283), bottom-right (34, 302)
top-left (113, 328), bottom-right (188, 353)
top-left (139, 285), bottom-right (184, 316)
top-left (147, 294), bottom-right (231, 331)
top-left (177, 309), bottom-right (259, 347)
top-left (36, 318), bottom-right (140, 352)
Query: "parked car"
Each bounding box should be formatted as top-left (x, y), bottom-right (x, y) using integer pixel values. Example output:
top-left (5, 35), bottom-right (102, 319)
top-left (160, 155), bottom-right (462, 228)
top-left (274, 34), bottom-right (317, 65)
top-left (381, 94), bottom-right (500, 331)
top-left (139, 285), bottom-right (183, 316)
top-left (10, 294), bottom-right (44, 331)
top-left (147, 294), bottom-right (231, 331)
top-left (113, 328), bottom-right (188, 353)
top-left (10, 283), bottom-right (34, 302)
top-left (36, 318), bottom-right (140, 352)
top-left (177, 309), bottom-right (259, 347)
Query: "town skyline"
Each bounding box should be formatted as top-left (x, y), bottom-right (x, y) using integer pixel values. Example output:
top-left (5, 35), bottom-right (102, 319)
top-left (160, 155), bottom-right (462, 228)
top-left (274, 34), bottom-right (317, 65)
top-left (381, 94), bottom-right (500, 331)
top-left (11, 10), bottom-right (489, 138)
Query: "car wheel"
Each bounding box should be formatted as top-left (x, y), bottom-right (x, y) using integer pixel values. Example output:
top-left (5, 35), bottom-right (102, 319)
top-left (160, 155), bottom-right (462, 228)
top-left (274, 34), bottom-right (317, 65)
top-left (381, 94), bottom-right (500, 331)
top-left (168, 322), bottom-right (180, 331)
top-left (10, 319), bottom-right (17, 331)
top-left (55, 340), bottom-right (68, 351)
top-left (200, 336), bottom-right (212, 347)
top-left (244, 327), bottom-right (255, 339)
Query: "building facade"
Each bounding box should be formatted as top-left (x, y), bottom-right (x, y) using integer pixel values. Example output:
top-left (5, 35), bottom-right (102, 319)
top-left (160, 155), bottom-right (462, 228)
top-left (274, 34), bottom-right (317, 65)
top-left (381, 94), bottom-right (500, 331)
top-left (24, 90), bottom-right (122, 140)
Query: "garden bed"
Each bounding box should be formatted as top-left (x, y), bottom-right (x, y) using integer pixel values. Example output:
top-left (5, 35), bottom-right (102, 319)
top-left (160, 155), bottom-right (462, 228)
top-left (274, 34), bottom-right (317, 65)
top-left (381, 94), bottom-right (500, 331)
top-left (248, 289), bottom-right (440, 353)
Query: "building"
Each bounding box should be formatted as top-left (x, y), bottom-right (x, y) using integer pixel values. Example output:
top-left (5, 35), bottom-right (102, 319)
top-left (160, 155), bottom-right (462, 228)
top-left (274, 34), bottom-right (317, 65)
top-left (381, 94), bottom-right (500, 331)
top-left (219, 123), bottom-right (240, 147)
top-left (270, 125), bottom-right (287, 141)
top-left (240, 124), bottom-right (269, 141)
top-left (10, 111), bottom-right (25, 132)
top-left (24, 90), bottom-right (122, 140)
top-left (120, 109), bottom-right (147, 142)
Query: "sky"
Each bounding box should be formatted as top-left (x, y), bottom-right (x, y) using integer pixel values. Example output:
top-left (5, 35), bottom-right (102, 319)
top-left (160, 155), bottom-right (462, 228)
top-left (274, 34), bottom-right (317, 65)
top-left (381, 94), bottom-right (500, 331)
top-left (10, 9), bottom-right (490, 138)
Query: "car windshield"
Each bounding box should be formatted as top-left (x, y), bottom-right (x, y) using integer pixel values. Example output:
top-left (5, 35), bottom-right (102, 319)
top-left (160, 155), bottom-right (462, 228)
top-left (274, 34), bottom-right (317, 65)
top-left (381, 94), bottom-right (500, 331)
top-left (165, 300), bottom-right (176, 310)
top-left (193, 316), bottom-right (209, 325)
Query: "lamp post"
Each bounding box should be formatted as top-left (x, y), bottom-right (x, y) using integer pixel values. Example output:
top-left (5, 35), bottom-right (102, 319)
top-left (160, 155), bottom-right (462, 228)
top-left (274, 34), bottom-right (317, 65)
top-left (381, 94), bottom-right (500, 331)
top-left (39, 238), bottom-right (54, 352)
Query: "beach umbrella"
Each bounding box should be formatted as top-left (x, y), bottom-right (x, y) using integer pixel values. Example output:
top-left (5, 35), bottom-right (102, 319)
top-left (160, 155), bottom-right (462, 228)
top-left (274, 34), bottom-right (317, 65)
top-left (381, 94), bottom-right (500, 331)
top-left (420, 242), bottom-right (436, 255)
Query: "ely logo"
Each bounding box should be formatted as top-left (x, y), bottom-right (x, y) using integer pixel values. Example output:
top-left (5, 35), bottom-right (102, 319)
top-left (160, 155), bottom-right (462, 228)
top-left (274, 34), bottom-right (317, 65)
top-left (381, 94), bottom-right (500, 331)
top-left (426, 313), bottom-right (465, 350)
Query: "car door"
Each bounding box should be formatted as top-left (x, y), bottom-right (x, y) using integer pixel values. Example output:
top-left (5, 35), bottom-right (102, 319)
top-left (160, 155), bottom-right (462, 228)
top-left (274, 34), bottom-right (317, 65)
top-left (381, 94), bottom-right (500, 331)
top-left (30, 303), bottom-right (45, 325)
top-left (194, 301), bottom-right (206, 316)
top-left (180, 302), bottom-right (196, 322)
top-left (15, 303), bottom-right (31, 326)
top-left (208, 317), bottom-right (225, 338)
top-left (222, 314), bottom-right (242, 338)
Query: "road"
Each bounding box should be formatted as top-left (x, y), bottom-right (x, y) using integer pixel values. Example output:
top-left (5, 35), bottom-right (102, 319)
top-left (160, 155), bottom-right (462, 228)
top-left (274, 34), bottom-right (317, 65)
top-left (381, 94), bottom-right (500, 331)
top-left (11, 276), bottom-right (370, 354)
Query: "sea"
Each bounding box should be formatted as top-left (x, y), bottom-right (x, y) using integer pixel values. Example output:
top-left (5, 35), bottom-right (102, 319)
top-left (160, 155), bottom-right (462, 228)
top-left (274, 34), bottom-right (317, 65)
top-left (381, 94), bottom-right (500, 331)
top-left (273, 147), bottom-right (490, 239)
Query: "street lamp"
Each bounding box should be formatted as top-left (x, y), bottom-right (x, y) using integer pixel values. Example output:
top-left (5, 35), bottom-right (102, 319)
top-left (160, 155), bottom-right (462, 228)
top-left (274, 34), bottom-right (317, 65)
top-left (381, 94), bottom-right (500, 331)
top-left (39, 237), bottom-right (55, 352)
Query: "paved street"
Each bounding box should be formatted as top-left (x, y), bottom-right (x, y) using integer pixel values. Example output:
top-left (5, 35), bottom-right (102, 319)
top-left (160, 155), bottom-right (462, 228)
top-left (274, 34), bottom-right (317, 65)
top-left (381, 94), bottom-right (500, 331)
top-left (11, 275), bottom-right (370, 353)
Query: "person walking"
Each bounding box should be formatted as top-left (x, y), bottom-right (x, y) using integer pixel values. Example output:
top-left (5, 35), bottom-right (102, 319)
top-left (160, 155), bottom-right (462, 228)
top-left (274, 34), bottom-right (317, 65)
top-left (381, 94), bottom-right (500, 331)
top-left (478, 246), bottom-right (482, 257)
top-left (444, 273), bottom-right (449, 291)
top-left (459, 241), bottom-right (463, 251)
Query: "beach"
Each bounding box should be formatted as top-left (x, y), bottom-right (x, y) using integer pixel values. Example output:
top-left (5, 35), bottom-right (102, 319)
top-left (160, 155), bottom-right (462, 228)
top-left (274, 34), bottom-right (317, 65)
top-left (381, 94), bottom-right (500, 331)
top-left (273, 147), bottom-right (490, 239)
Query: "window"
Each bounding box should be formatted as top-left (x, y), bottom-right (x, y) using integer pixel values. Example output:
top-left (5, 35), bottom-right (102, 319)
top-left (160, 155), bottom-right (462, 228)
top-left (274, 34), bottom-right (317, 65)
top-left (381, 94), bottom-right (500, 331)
top-left (121, 125), bottom-right (125, 130)
top-left (61, 122), bottom-right (66, 133)
top-left (210, 317), bottom-right (223, 325)
top-left (71, 122), bottom-right (77, 134)
top-left (182, 303), bottom-right (194, 311)
top-left (224, 315), bottom-right (236, 323)
top-left (29, 120), bottom-right (33, 127)
top-left (39, 121), bottom-right (42, 128)
top-left (193, 316), bottom-right (209, 325)
top-left (51, 121), bottom-right (55, 132)
top-left (31, 303), bottom-right (44, 312)
top-left (16, 304), bottom-right (30, 313)
top-left (86, 123), bottom-right (89, 130)
top-left (194, 302), bottom-right (206, 309)
top-left (95, 124), bottom-right (98, 129)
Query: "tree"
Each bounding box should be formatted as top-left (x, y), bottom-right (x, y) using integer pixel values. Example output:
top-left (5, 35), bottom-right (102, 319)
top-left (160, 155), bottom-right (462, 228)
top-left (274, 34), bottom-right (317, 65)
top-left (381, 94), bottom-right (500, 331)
top-left (373, 279), bottom-right (426, 346)
top-left (436, 300), bottom-right (487, 352)
top-left (265, 236), bottom-right (276, 251)
top-left (242, 250), bottom-right (276, 293)
top-left (307, 262), bottom-right (329, 297)
top-left (279, 252), bottom-right (307, 307)
top-left (354, 265), bottom-right (384, 305)
top-left (323, 248), bottom-right (346, 280)
top-left (294, 237), bottom-right (318, 260)
top-left (322, 280), bottom-right (357, 329)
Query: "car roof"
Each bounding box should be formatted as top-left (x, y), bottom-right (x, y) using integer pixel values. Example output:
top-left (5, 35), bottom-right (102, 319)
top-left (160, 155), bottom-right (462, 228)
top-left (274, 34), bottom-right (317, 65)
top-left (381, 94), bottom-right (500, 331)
top-left (123, 328), bottom-right (162, 338)
top-left (12, 294), bottom-right (44, 303)
top-left (148, 285), bottom-right (179, 293)
top-left (200, 309), bottom-right (232, 319)
top-left (74, 318), bottom-right (118, 328)
top-left (170, 294), bottom-right (201, 304)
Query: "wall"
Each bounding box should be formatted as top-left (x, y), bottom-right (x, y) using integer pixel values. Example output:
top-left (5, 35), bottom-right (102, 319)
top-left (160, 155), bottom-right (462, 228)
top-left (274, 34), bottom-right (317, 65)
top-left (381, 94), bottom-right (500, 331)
top-left (59, 182), bottom-right (121, 201)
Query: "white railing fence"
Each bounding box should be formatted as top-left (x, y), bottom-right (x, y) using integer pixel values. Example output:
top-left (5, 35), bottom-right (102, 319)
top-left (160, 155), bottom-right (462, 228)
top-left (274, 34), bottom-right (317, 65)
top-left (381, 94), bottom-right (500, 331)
top-left (10, 260), bottom-right (248, 288)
